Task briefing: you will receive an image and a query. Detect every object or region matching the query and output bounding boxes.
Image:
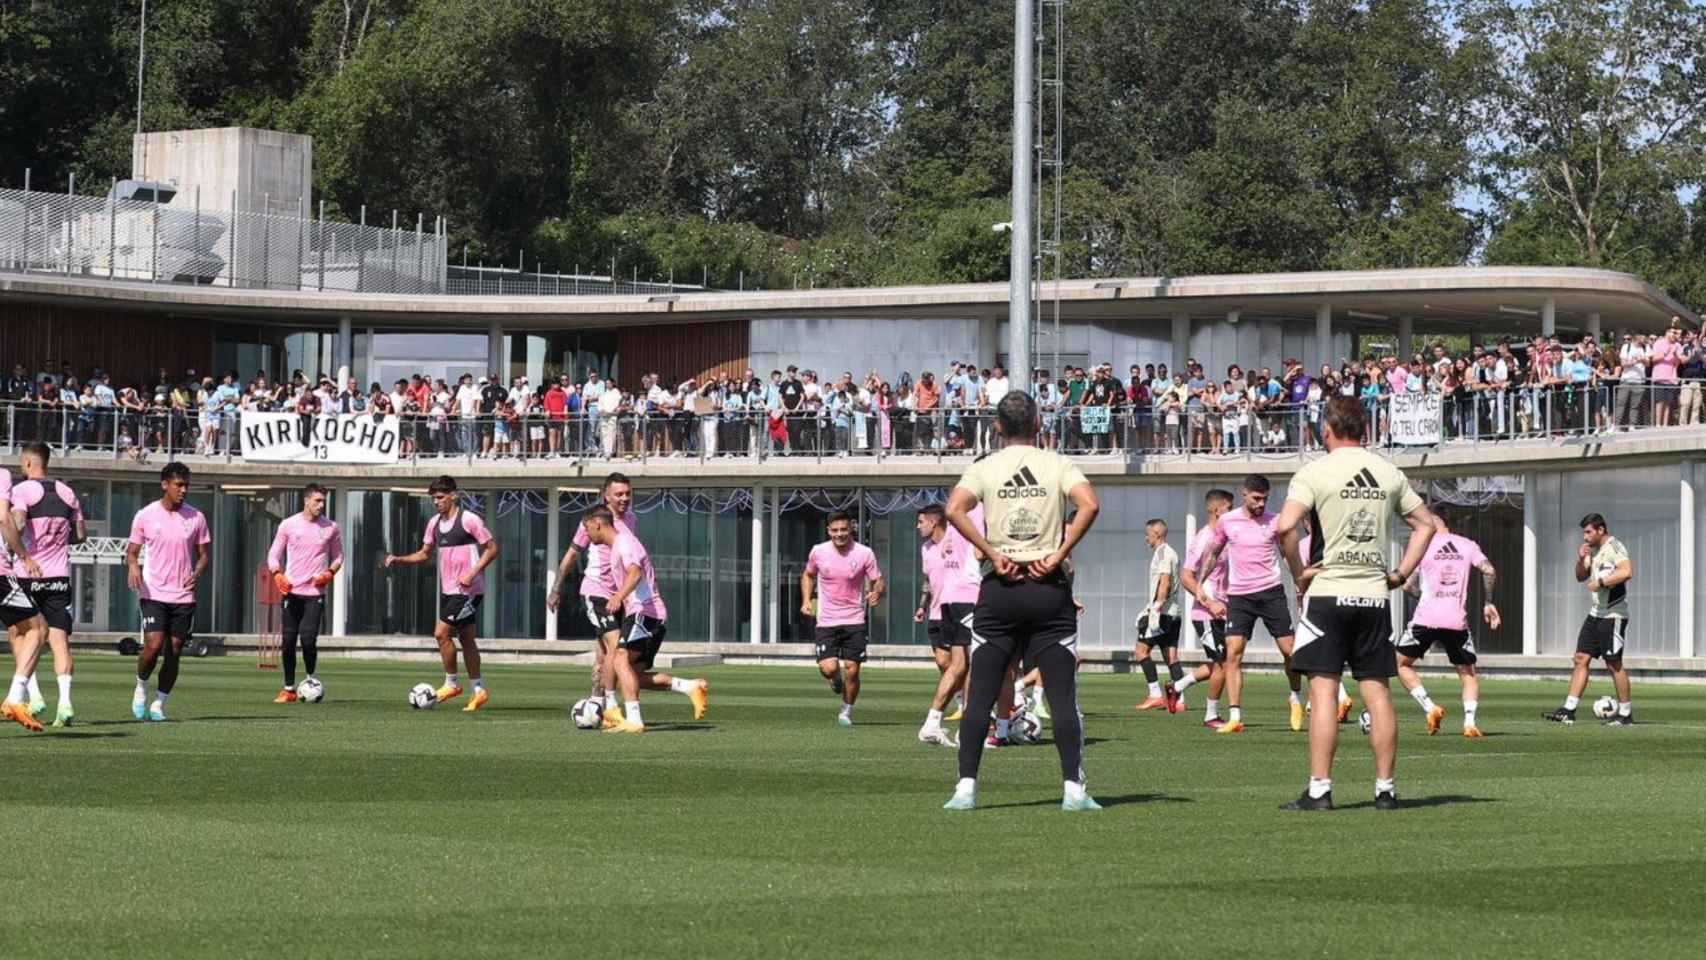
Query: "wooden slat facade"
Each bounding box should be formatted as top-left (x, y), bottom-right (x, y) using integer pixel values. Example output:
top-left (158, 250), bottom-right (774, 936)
top-left (0, 302), bottom-right (215, 389)
top-left (616, 319), bottom-right (749, 386)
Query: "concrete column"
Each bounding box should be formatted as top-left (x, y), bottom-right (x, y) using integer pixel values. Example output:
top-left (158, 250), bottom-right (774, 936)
top-left (768, 485), bottom-right (781, 643)
top-left (336, 315), bottom-right (353, 382)
top-left (1522, 472), bottom-right (1539, 656)
top-left (978, 316), bottom-right (999, 371)
top-left (1587, 312), bottom-right (1602, 340)
top-left (331, 487), bottom-right (351, 637)
top-left (544, 486), bottom-right (560, 642)
top-left (1182, 500), bottom-right (1198, 642)
top-left (1171, 312), bottom-right (1190, 373)
top-left (1541, 298), bottom-right (1556, 338)
top-left (1315, 303), bottom-right (1332, 370)
top-left (1680, 464), bottom-right (1696, 658)
top-left (750, 484), bottom-right (763, 644)
top-left (487, 319), bottom-right (505, 379)
top-left (1397, 315), bottom-right (1415, 359)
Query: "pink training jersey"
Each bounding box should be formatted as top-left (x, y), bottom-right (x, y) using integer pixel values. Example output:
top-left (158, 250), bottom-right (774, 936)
top-left (0, 469), bottom-right (13, 577)
top-left (806, 541), bottom-right (882, 628)
top-left (573, 507), bottom-right (637, 598)
top-left (920, 537), bottom-right (947, 620)
top-left (1184, 523), bottom-right (1229, 622)
top-left (1208, 508), bottom-right (1284, 596)
top-left (10, 478), bottom-right (82, 579)
top-left (128, 501), bottom-right (211, 604)
top-left (937, 504), bottom-right (984, 607)
top-left (268, 513), bottom-right (343, 598)
top-left (422, 508), bottom-right (492, 596)
top-left (1412, 532), bottom-right (1487, 632)
top-left (609, 531), bottom-right (668, 621)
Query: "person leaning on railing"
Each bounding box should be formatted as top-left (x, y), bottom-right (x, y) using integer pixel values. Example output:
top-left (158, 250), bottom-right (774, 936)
top-left (1679, 338), bottom-right (1706, 426)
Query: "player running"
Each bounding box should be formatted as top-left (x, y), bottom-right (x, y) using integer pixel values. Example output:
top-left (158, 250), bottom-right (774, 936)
top-left (1170, 488), bottom-right (1233, 727)
top-left (801, 511), bottom-right (884, 727)
top-left (1545, 513), bottom-right (1635, 726)
top-left (548, 472), bottom-right (636, 725)
top-left (1277, 397), bottom-right (1435, 811)
top-left (579, 506), bottom-right (707, 733)
top-left (384, 475), bottom-right (498, 712)
top-left (1133, 519), bottom-right (1186, 712)
top-left (915, 503), bottom-right (979, 747)
top-left (1194, 475), bottom-right (1307, 733)
top-left (266, 483), bottom-right (343, 703)
top-left (0, 461), bottom-right (47, 731)
top-left (10, 442), bottom-right (85, 725)
top-left (943, 390), bottom-right (1101, 812)
top-left (1397, 517), bottom-right (1500, 737)
top-left (125, 461), bottom-right (212, 722)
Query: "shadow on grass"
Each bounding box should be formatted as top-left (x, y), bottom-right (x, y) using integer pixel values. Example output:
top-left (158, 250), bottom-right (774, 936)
top-left (46, 730), bottom-right (132, 739)
top-left (980, 792), bottom-right (1193, 810)
top-left (640, 722), bottom-right (715, 733)
top-left (1336, 794), bottom-right (1499, 811)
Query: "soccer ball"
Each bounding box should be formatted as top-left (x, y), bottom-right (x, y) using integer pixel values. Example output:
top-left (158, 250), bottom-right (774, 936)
top-left (1592, 696), bottom-right (1618, 719)
top-left (571, 698), bottom-right (604, 729)
top-left (1358, 710), bottom-right (1372, 735)
top-left (298, 677), bottom-right (325, 703)
top-left (1010, 711), bottom-right (1043, 744)
top-left (408, 683), bottom-right (438, 710)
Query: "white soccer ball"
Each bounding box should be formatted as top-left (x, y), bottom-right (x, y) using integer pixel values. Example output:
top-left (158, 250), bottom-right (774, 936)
top-left (1358, 710), bottom-right (1372, 735)
top-left (1591, 695), bottom-right (1618, 719)
top-left (571, 697), bottom-right (604, 729)
top-left (298, 677), bottom-right (325, 703)
top-left (408, 683), bottom-right (438, 710)
top-left (1011, 711), bottom-right (1043, 743)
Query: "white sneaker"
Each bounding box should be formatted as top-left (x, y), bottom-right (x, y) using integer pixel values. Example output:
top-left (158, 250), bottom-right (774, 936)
top-left (917, 724), bottom-right (956, 747)
top-left (942, 783), bottom-right (977, 810)
top-left (147, 701), bottom-right (167, 722)
top-left (132, 688), bottom-right (148, 720)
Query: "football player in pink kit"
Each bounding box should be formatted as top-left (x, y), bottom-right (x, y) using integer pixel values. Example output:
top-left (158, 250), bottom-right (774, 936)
top-left (385, 475), bottom-right (499, 712)
top-left (0, 457), bottom-right (47, 732)
top-left (802, 511), bottom-right (885, 726)
top-left (1398, 517), bottom-right (1500, 737)
top-left (914, 503), bottom-right (981, 746)
top-left (266, 483), bottom-right (344, 703)
top-left (579, 505), bottom-right (707, 733)
top-left (125, 461), bottom-right (212, 722)
top-left (548, 472), bottom-right (635, 725)
top-left (10, 442), bottom-right (85, 725)
top-left (1171, 489), bottom-right (1233, 727)
top-left (1195, 474), bottom-right (1307, 734)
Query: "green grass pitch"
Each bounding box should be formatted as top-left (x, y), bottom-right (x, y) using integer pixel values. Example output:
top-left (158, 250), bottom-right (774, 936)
top-left (4, 657), bottom-right (1703, 959)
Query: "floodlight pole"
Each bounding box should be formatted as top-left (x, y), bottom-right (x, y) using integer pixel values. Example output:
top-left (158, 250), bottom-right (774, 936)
top-left (1007, 0), bottom-right (1035, 390)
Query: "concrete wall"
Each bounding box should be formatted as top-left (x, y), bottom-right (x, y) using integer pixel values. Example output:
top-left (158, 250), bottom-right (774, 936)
top-left (748, 315), bottom-right (979, 382)
top-left (133, 128), bottom-right (313, 214)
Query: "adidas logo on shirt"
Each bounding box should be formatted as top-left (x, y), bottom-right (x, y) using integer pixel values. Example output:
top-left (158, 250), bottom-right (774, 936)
top-left (1338, 467), bottom-right (1387, 501)
top-left (997, 465), bottom-right (1047, 499)
top-left (1437, 542), bottom-right (1461, 558)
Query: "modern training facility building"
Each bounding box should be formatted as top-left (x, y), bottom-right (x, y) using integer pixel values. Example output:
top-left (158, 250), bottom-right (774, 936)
top-left (2, 127), bottom-right (1702, 675)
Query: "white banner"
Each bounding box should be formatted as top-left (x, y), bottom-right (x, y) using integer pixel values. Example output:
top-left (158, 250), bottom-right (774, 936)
top-left (1388, 393), bottom-right (1442, 445)
top-left (239, 412), bottom-right (400, 464)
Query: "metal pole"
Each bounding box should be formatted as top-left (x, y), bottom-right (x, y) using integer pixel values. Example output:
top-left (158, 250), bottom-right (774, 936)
top-left (318, 199), bottom-right (326, 291)
top-left (193, 186), bottom-right (201, 283)
top-left (228, 190), bottom-right (237, 287)
top-left (108, 179), bottom-right (117, 279)
top-left (750, 484), bottom-right (763, 644)
top-left (416, 213), bottom-right (424, 290)
top-left (390, 210), bottom-right (399, 290)
top-left (136, 0), bottom-right (148, 135)
top-left (150, 186), bottom-right (159, 282)
top-left (66, 173), bottom-right (75, 274)
top-left (1007, 0), bottom-right (1035, 384)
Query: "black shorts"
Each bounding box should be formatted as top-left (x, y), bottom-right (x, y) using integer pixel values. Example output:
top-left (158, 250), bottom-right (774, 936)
top-left (437, 593), bottom-right (483, 627)
top-left (1226, 586), bottom-right (1294, 640)
top-left (970, 570), bottom-right (1077, 670)
top-left (619, 614), bottom-right (667, 670)
top-left (139, 599), bottom-right (195, 640)
top-left (584, 596), bottom-right (620, 636)
top-left (1193, 618), bottom-right (1227, 664)
top-left (1397, 624), bottom-right (1477, 666)
top-left (927, 620), bottom-right (943, 646)
top-left (0, 575), bottom-right (39, 629)
top-left (23, 577), bottom-right (70, 631)
top-left (282, 594), bottom-right (326, 641)
top-left (815, 624), bottom-right (869, 663)
top-left (1576, 616), bottom-right (1628, 662)
top-left (1291, 595), bottom-right (1395, 680)
top-left (1136, 612), bottom-right (1181, 648)
top-left (936, 602), bottom-right (975, 649)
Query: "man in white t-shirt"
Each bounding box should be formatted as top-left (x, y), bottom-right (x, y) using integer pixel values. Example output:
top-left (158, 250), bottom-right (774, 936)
top-left (454, 375), bottom-right (481, 455)
top-left (598, 383), bottom-right (624, 458)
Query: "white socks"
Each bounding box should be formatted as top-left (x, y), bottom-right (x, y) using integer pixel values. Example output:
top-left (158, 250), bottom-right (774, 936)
top-left (925, 708), bottom-right (944, 727)
top-left (1375, 777), bottom-right (1395, 797)
top-left (1228, 706), bottom-right (1242, 724)
top-left (604, 691), bottom-right (619, 711)
top-left (444, 673), bottom-right (458, 687)
top-left (56, 673), bottom-right (72, 704)
top-left (472, 678), bottom-right (484, 691)
top-left (954, 777), bottom-right (976, 796)
top-left (1308, 777), bottom-right (1332, 799)
top-left (668, 677), bottom-right (696, 695)
top-left (6, 674), bottom-right (26, 703)
top-left (625, 700), bottom-right (643, 725)
top-left (1287, 691), bottom-right (1300, 706)
top-left (1146, 681), bottom-right (1162, 698)
top-left (1563, 695), bottom-right (1581, 711)
top-left (1204, 698), bottom-right (1220, 721)
top-left (1463, 700), bottom-right (1478, 727)
top-left (1063, 780), bottom-right (1087, 801)
top-left (154, 690), bottom-right (170, 706)
top-left (839, 703), bottom-right (853, 720)
top-left (26, 674), bottom-right (42, 701)
top-left (1338, 681), bottom-right (1350, 704)
top-left (134, 678), bottom-right (149, 701)
top-left (1618, 701), bottom-right (1632, 717)
top-left (1174, 673), bottom-right (1199, 693)
top-left (1411, 685), bottom-right (1437, 713)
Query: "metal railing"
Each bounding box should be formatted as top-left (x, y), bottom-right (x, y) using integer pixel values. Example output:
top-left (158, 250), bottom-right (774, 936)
top-left (1, 383), bottom-right (1701, 466)
top-left (0, 186), bottom-right (447, 294)
top-left (443, 265), bottom-right (706, 297)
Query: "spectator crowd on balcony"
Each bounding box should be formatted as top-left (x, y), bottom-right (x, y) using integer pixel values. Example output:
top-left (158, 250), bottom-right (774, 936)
top-left (1, 318), bottom-right (1698, 461)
